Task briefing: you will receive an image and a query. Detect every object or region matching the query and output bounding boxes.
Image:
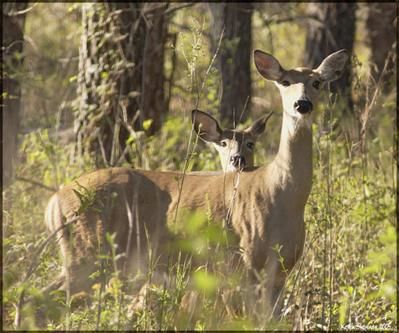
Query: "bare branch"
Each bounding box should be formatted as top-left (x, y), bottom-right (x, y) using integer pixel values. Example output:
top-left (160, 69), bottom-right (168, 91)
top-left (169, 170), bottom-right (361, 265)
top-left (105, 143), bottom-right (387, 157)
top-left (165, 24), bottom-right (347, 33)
top-left (196, 25), bottom-right (225, 109)
top-left (164, 3), bottom-right (194, 16)
top-left (15, 176), bottom-right (57, 192)
top-left (169, 21), bottom-right (212, 40)
top-left (261, 13), bottom-right (323, 26)
top-left (5, 3), bottom-right (38, 17)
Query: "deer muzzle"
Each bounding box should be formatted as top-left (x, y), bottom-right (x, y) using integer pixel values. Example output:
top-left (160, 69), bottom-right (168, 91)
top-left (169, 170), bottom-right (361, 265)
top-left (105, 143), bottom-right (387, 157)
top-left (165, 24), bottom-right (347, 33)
top-left (230, 155), bottom-right (246, 170)
top-left (294, 99), bottom-right (313, 114)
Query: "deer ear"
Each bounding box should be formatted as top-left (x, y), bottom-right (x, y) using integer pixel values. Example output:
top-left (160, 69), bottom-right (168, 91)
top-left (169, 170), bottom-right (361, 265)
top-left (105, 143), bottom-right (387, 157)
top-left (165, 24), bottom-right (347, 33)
top-left (254, 50), bottom-right (284, 81)
top-left (245, 111), bottom-right (273, 137)
top-left (315, 49), bottom-right (349, 82)
top-left (192, 109), bottom-right (222, 143)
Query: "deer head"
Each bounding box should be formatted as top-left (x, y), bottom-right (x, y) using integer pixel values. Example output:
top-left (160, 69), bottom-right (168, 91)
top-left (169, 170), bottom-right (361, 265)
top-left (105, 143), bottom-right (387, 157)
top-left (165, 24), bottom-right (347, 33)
top-left (192, 109), bottom-right (273, 171)
top-left (254, 49), bottom-right (349, 127)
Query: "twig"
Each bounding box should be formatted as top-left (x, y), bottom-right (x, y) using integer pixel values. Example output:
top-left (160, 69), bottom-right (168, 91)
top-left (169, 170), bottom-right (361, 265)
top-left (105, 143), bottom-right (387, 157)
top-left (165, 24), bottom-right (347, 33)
top-left (164, 3), bottom-right (194, 16)
top-left (260, 13), bottom-right (323, 26)
top-left (172, 24), bottom-right (225, 224)
top-left (5, 3), bottom-right (38, 17)
top-left (15, 176), bottom-right (57, 192)
top-left (360, 50), bottom-right (392, 151)
top-left (223, 96), bottom-right (251, 227)
top-left (279, 233), bottom-right (319, 320)
top-left (117, 104), bottom-right (144, 167)
top-left (25, 216), bottom-right (79, 281)
top-left (97, 132), bottom-right (110, 167)
top-left (166, 33), bottom-right (178, 111)
top-left (196, 25), bottom-right (225, 109)
top-left (326, 96), bottom-right (334, 330)
top-left (141, 3), bottom-right (169, 16)
top-left (172, 124), bottom-right (199, 225)
top-left (117, 196), bottom-right (135, 330)
top-left (169, 21), bottom-right (212, 41)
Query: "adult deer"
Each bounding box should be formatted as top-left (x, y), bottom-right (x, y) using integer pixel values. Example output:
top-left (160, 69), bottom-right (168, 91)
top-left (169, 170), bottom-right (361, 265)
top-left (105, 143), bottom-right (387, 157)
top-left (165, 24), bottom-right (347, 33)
top-left (44, 49), bottom-right (348, 316)
top-left (192, 109), bottom-right (272, 171)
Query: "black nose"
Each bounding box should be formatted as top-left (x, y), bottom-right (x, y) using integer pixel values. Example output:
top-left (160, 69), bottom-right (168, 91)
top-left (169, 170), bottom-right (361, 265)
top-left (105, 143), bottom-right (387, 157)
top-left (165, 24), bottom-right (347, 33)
top-left (230, 155), bottom-right (246, 169)
top-left (294, 99), bottom-right (313, 114)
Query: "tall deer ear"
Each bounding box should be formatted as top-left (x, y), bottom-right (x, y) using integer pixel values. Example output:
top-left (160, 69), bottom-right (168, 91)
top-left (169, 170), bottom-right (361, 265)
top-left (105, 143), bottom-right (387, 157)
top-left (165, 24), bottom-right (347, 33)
top-left (192, 109), bottom-right (222, 143)
top-left (254, 50), bottom-right (284, 81)
top-left (245, 111), bottom-right (273, 137)
top-left (315, 49), bottom-right (349, 82)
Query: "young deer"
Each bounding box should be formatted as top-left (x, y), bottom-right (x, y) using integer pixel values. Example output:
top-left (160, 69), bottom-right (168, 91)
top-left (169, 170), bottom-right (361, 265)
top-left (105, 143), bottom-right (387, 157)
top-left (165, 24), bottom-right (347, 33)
top-left (192, 110), bottom-right (273, 172)
top-left (43, 49), bottom-right (348, 317)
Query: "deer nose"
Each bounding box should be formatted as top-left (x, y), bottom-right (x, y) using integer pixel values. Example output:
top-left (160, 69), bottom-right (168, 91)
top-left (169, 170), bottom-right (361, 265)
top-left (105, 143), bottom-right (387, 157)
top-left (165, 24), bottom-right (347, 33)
top-left (230, 155), bottom-right (246, 169)
top-left (294, 99), bottom-right (313, 114)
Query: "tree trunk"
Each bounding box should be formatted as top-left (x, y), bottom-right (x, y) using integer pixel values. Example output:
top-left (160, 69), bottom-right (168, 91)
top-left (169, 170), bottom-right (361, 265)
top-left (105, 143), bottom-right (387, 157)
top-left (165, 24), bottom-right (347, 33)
top-left (141, 3), bottom-right (168, 135)
top-left (366, 3), bottom-right (397, 93)
top-left (209, 3), bottom-right (253, 127)
top-left (75, 3), bottom-right (168, 167)
top-left (304, 3), bottom-right (356, 114)
top-left (2, 2), bottom-right (28, 187)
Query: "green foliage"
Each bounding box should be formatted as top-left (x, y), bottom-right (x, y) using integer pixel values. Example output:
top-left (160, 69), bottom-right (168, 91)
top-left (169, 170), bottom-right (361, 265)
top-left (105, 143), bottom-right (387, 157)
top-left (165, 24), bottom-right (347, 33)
top-left (3, 128), bottom-right (94, 329)
top-left (126, 114), bottom-right (221, 172)
top-left (193, 270), bottom-right (219, 296)
top-left (3, 2), bottom-right (396, 331)
top-left (362, 224), bottom-right (396, 315)
top-left (279, 99), bottom-right (396, 330)
top-left (72, 182), bottom-right (99, 215)
top-left (22, 3), bottom-right (80, 130)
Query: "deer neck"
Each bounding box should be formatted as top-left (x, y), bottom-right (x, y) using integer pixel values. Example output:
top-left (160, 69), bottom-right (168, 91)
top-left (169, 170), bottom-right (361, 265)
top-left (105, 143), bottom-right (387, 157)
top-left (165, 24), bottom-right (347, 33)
top-left (272, 110), bottom-right (313, 192)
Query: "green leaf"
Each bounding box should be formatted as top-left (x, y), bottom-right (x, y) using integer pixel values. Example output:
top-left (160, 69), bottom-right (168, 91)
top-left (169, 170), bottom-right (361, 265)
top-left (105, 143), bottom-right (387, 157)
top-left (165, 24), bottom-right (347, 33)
top-left (100, 71), bottom-right (109, 79)
top-left (185, 211), bottom-right (207, 235)
top-left (69, 75), bottom-right (77, 83)
top-left (193, 269), bottom-right (218, 295)
top-left (143, 119), bottom-right (153, 131)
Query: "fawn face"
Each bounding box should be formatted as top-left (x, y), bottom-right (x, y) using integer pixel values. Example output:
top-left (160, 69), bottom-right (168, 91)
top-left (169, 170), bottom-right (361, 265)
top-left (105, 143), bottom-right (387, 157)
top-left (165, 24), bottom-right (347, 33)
top-left (192, 109), bottom-right (273, 171)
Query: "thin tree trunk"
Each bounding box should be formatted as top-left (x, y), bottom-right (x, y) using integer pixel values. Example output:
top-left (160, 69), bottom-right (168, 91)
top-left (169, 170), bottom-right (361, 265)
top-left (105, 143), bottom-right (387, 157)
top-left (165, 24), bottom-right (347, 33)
top-left (2, 2), bottom-right (28, 187)
top-left (366, 3), bottom-right (397, 93)
top-left (209, 3), bottom-right (253, 127)
top-left (141, 3), bottom-right (168, 135)
top-left (304, 3), bottom-right (356, 115)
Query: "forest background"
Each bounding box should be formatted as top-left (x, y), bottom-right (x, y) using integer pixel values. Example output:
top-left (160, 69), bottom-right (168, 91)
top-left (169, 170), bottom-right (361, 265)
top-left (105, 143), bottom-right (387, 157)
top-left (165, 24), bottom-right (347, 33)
top-left (2, 2), bottom-right (397, 330)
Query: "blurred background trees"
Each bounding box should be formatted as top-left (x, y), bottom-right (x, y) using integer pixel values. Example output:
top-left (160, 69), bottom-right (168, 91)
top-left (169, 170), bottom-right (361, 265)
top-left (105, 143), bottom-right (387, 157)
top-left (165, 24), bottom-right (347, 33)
top-left (366, 3), bottom-right (397, 93)
top-left (2, 3), bottom-right (28, 187)
top-left (304, 3), bottom-right (356, 114)
top-left (3, 2), bottom-right (396, 176)
top-left (209, 3), bottom-right (253, 126)
top-left (2, 2), bottom-right (397, 330)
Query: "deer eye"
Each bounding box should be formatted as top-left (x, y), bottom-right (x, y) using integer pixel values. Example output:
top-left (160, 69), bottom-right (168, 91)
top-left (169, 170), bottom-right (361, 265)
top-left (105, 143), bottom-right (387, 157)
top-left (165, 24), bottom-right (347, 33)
top-left (246, 142), bottom-right (254, 150)
top-left (281, 80), bottom-right (290, 87)
top-left (312, 80), bottom-right (321, 89)
top-left (220, 140), bottom-right (227, 147)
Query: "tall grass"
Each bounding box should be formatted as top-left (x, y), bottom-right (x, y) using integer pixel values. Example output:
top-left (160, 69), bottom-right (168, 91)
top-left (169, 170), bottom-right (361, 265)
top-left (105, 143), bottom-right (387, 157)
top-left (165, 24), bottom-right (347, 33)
top-left (3, 81), bottom-right (396, 331)
top-left (3, 8), bottom-right (396, 331)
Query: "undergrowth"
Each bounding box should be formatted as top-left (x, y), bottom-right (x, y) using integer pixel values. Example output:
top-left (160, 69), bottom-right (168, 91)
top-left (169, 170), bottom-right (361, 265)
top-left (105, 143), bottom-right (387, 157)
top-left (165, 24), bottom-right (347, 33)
top-left (3, 98), bottom-right (396, 330)
top-left (2, 7), bottom-right (397, 331)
